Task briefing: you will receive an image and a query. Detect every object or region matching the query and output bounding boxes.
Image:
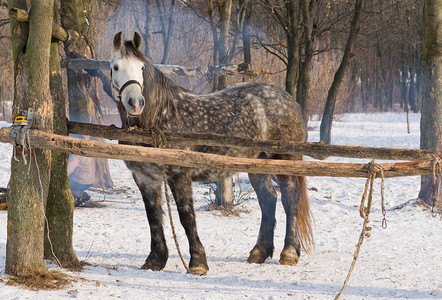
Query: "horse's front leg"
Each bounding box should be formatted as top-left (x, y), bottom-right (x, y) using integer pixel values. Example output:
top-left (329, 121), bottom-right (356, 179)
top-left (166, 170), bottom-right (208, 275)
top-left (132, 172), bottom-right (168, 271)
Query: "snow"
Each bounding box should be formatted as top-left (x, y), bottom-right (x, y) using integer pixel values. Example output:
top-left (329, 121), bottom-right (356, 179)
top-left (0, 113), bottom-right (441, 299)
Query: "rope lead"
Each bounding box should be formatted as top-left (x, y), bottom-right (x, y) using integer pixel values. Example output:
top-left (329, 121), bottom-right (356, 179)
top-left (335, 160), bottom-right (386, 299)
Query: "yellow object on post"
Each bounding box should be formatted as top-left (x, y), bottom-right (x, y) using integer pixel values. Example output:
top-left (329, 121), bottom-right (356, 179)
top-left (13, 116), bottom-right (28, 126)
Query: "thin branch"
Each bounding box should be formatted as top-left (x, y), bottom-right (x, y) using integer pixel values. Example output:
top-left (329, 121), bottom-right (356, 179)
top-left (254, 33), bottom-right (288, 65)
top-left (179, 0), bottom-right (211, 24)
top-left (260, 0), bottom-right (288, 34)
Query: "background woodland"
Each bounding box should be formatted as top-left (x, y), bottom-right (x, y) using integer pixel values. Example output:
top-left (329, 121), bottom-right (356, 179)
top-left (0, 0), bottom-right (423, 123)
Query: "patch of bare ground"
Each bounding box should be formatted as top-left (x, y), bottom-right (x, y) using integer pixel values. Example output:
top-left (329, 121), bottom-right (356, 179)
top-left (205, 203), bottom-right (250, 216)
top-left (6, 270), bottom-right (76, 291)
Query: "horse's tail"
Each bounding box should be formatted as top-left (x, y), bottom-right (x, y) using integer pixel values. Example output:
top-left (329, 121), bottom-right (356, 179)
top-left (296, 175), bottom-right (314, 253)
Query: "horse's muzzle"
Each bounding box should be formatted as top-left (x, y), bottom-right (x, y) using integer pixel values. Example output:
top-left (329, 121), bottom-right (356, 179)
top-left (126, 96), bottom-right (145, 116)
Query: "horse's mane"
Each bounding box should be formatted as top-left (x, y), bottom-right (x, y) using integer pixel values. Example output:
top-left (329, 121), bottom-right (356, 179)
top-left (140, 60), bottom-right (186, 129)
top-left (119, 41), bottom-right (186, 129)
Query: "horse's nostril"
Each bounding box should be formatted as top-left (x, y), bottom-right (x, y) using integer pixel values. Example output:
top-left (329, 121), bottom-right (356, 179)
top-left (139, 98), bottom-right (145, 107)
top-left (128, 98), bottom-right (135, 107)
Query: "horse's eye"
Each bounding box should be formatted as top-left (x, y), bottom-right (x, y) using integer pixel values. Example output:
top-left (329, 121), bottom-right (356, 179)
top-left (113, 65), bottom-right (119, 71)
top-left (141, 66), bottom-right (145, 71)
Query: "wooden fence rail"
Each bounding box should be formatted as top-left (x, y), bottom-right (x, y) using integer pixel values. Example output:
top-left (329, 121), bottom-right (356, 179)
top-left (61, 58), bottom-right (257, 77)
top-left (67, 121), bottom-right (442, 162)
top-left (0, 127), bottom-right (437, 178)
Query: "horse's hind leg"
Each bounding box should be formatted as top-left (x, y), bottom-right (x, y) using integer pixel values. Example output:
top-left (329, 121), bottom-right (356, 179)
top-left (276, 174), bottom-right (302, 265)
top-left (167, 171), bottom-right (208, 275)
top-left (133, 173), bottom-right (168, 271)
top-left (247, 173), bottom-right (277, 264)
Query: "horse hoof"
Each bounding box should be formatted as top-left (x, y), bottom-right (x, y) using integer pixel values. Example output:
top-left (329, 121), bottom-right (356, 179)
top-left (141, 260), bottom-right (165, 271)
top-left (247, 248), bottom-right (268, 264)
top-left (279, 249), bottom-right (299, 266)
top-left (188, 265), bottom-right (208, 276)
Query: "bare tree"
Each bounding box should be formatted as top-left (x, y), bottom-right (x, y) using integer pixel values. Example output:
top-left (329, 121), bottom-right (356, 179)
top-left (208, 0), bottom-right (234, 206)
top-left (0, 4), bottom-right (12, 122)
top-left (6, 0), bottom-right (54, 276)
top-left (241, 0), bottom-right (252, 65)
top-left (155, 0), bottom-right (177, 64)
top-left (209, 0), bottom-right (233, 90)
top-left (142, 0), bottom-right (153, 58)
top-left (259, 0), bottom-right (301, 97)
top-left (296, 0), bottom-right (316, 121)
top-left (44, 0), bottom-right (80, 269)
top-left (419, 0), bottom-right (441, 209)
top-left (320, 0), bottom-right (365, 144)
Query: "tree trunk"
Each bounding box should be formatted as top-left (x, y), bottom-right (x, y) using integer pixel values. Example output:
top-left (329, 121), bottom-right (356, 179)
top-left (155, 0), bottom-right (177, 64)
top-left (408, 66), bottom-right (417, 113)
top-left (285, 0), bottom-right (300, 97)
top-left (296, 0), bottom-right (315, 122)
top-left (214, 0), bottom-right (232, 91)
top-left (400, 65), bottom-right (409, 110)
top-left (44, 0), bottom-right (80, 269)
top-left (419, 0), bottom-right (442, 209)
top-left (319, 0), bottom-right (365, 144)
top-left (215, 0), bottom-right (234, 207)
top-left (209, 0), bottom-right (234, 207)
top-left (415, 58), bottom-right (422, 112)
top-left (61, 0), bottom-right (113, 197)
top-left (162, 0), bottom-right (176, 64)
top-left (376, 49), bottom-right (386, 111)
top-left (409, 48), bottom-right (421, 113)
top-left (241, 0), bottom-right (252, 66)
top-left (6, 0), bottom-right (54, 276)
top-left (143, 0), bottom-right (153, 59)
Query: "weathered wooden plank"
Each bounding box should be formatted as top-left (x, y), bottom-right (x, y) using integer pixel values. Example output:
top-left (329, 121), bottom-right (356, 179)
top-left (60, 59), bottom-right (111, 71)
top-left (60, 59), bottom-right (257, 77)
top-left (67, 121), bottom-right (442, 162)
top-left (0, 127), bottom-right (436, 178)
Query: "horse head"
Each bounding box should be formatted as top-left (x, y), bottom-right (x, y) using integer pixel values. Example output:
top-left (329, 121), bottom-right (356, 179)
top-left (111, 32), bottom-right (146, 117)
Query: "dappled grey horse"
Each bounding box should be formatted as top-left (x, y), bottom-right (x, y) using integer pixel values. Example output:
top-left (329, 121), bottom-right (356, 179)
top-left (110, 32), bottom-right (313, 275)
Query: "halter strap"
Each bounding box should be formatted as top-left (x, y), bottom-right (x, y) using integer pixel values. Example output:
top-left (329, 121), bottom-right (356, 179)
top-left (111, 70), bottom-right (144, 101)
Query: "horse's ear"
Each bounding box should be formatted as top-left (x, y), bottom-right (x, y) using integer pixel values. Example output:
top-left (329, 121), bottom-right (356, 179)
top-left (113, 32), bottom-right (122, 50)
top-left (133, 32), bottom-right (142, 50)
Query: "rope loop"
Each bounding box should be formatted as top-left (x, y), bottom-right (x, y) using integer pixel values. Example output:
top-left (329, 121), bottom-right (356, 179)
top-left (359, 160), bottom-right (385, 222)
top-left (150, 127), bottom-right (168, 148)
top-left (336, 160), bottom-right (387, 299)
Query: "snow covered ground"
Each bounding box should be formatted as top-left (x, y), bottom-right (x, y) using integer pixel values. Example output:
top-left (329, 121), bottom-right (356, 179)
top-left (0, 113), bottom-right (441, 299)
